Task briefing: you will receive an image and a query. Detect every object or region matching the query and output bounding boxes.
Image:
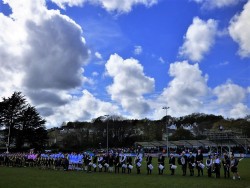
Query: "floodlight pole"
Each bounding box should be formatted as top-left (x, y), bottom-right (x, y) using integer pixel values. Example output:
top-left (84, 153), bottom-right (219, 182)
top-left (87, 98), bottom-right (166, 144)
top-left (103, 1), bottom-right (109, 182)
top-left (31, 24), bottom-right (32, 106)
top-left (163, 107), bottom-right (170, 157)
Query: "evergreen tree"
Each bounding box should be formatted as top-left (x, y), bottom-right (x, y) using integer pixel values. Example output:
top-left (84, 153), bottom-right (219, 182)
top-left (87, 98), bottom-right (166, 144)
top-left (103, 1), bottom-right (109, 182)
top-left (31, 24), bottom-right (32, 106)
top-left (0, 92), bottom-right (47, 151)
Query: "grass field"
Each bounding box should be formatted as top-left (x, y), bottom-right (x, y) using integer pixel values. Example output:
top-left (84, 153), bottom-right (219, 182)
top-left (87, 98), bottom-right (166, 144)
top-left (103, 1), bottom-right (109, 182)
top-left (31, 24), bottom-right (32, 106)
top-left (0, 158), bottom-right (249, 188)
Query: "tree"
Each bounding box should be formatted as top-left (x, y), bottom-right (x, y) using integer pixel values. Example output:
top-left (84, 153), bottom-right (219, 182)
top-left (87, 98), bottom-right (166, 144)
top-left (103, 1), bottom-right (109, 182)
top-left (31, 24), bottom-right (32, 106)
top-left (18, 105), bottom-right (47, 150)
top-left (170, 128), bottom-right (194, 141)
top-left (0, 92), bottom-right (26, 152)
top-left (0, 92), bottom-right (47, 151)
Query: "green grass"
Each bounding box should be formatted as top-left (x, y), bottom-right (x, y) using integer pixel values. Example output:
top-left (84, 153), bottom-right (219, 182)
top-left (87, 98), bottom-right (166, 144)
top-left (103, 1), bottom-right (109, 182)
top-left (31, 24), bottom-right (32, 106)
top-left (0, 158), bottom-right (250, 188)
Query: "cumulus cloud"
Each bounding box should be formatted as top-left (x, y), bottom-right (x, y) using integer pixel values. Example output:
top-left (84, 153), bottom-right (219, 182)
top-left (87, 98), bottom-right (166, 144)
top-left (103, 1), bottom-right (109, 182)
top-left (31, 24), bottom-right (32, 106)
top-left (24, 17), bottom-right (89, 90)
top-left (229, 0), bottom-right (250, 58)
top-left (207, 81), bottom-right (249, 118)
top-left (27, 90), bottom-right (70, 106)
top-left (0, 0), bottom-right (89, 91)
top-left (179, 17), bottom-right (218, 62)
top-left (229, 103), bottom-right (249, 118)
top-left (0, 0), bottom-right (102, 127)
top-left (213, 81), bottom-right (247, 105)
top-left (105, 54), bottom-right (155, 116)
top-left (155, 61), bottom-right (209, 117)
top-left (152, 61), bottom-right (250, 119)
top-left (38, 107), bottom-right (55, 117)
top-left (134, 45), bottom-right (143, 55)
top-left (192, 0), bottom-right (239, 9)
top-left (45, 90), bottom-right (119, 127)
top-left (51, 0), bottom-right (158, 13)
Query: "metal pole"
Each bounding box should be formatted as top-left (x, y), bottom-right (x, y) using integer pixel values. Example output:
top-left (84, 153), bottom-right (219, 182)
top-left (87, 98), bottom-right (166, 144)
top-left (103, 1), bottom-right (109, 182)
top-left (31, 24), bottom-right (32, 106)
top-left (107, 119), bottom-right (109, 154)
top-left (163, 107), bottom-right (170, 157)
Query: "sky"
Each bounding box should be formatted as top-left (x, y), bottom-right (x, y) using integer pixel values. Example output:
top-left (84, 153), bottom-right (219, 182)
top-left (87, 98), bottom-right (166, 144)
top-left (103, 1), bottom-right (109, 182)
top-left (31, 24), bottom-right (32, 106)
top-left (0, 0), bottom-right (250, 128)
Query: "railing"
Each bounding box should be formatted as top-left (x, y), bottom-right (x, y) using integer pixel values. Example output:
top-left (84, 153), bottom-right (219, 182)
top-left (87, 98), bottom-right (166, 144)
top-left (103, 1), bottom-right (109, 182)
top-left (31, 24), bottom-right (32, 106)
top-left (202, 130), bottom-right (247, 140)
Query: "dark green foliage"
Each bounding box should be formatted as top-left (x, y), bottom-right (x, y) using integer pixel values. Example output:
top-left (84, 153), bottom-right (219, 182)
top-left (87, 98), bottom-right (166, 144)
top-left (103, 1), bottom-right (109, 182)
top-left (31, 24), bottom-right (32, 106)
top-left (0, 92), bottom-right (47, 151)
top-left (170, 128), bottom-right (194, 141)
top-left (49, 113), bottom-right (250, 150)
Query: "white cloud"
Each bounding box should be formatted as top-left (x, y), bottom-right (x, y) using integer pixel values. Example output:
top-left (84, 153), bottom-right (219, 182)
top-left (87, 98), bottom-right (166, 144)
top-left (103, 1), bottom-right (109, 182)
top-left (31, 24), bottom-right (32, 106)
top-left (213, 81), bottom-right (247, 105)
top-left (156, 61), bottom-right (209, 117)
top-left (23, 16), bottom-right (89, 90)
top-left (0, 0), bottom-right (89, 91)
top-left (105, 54), bottom-right (155, 116)
top-left (229, 103), bottom-right (249, 118)
top-left (0, 0), bottom-right (96, 127)
top-left (179, 17), bottom-right (218, 62)
top-left (229, 0), bottom-right (250, 58)
top-left (0, 69), bottom-right (24, 98)
top-left (51, 0), bottom-right (158, 13)
top-left (152, 62), bottom-right (250, 120)
top-left (45, 90), bottom-right (119, 127)
top-left (95, 51), bottom-right (103, 59)
top-left (50, 0), bottom-right (86, 9)
top-left (192, 0), bottom-right (239, 9)
top-left (134, 45), bottom-right (143, 55)
top-left (208, 81), bottom-right (249, 118)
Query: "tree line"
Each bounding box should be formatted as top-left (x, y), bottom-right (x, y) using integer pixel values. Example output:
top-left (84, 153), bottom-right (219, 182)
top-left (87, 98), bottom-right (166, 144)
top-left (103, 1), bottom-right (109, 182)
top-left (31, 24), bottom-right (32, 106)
top-left (50, 113), bottom-right (250, 151)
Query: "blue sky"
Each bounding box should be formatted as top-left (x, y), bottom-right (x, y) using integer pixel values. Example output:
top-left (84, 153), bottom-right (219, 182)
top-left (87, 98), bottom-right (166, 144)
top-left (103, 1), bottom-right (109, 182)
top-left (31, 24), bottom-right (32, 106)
top-left (0, 0), bottom-right (250, 127)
